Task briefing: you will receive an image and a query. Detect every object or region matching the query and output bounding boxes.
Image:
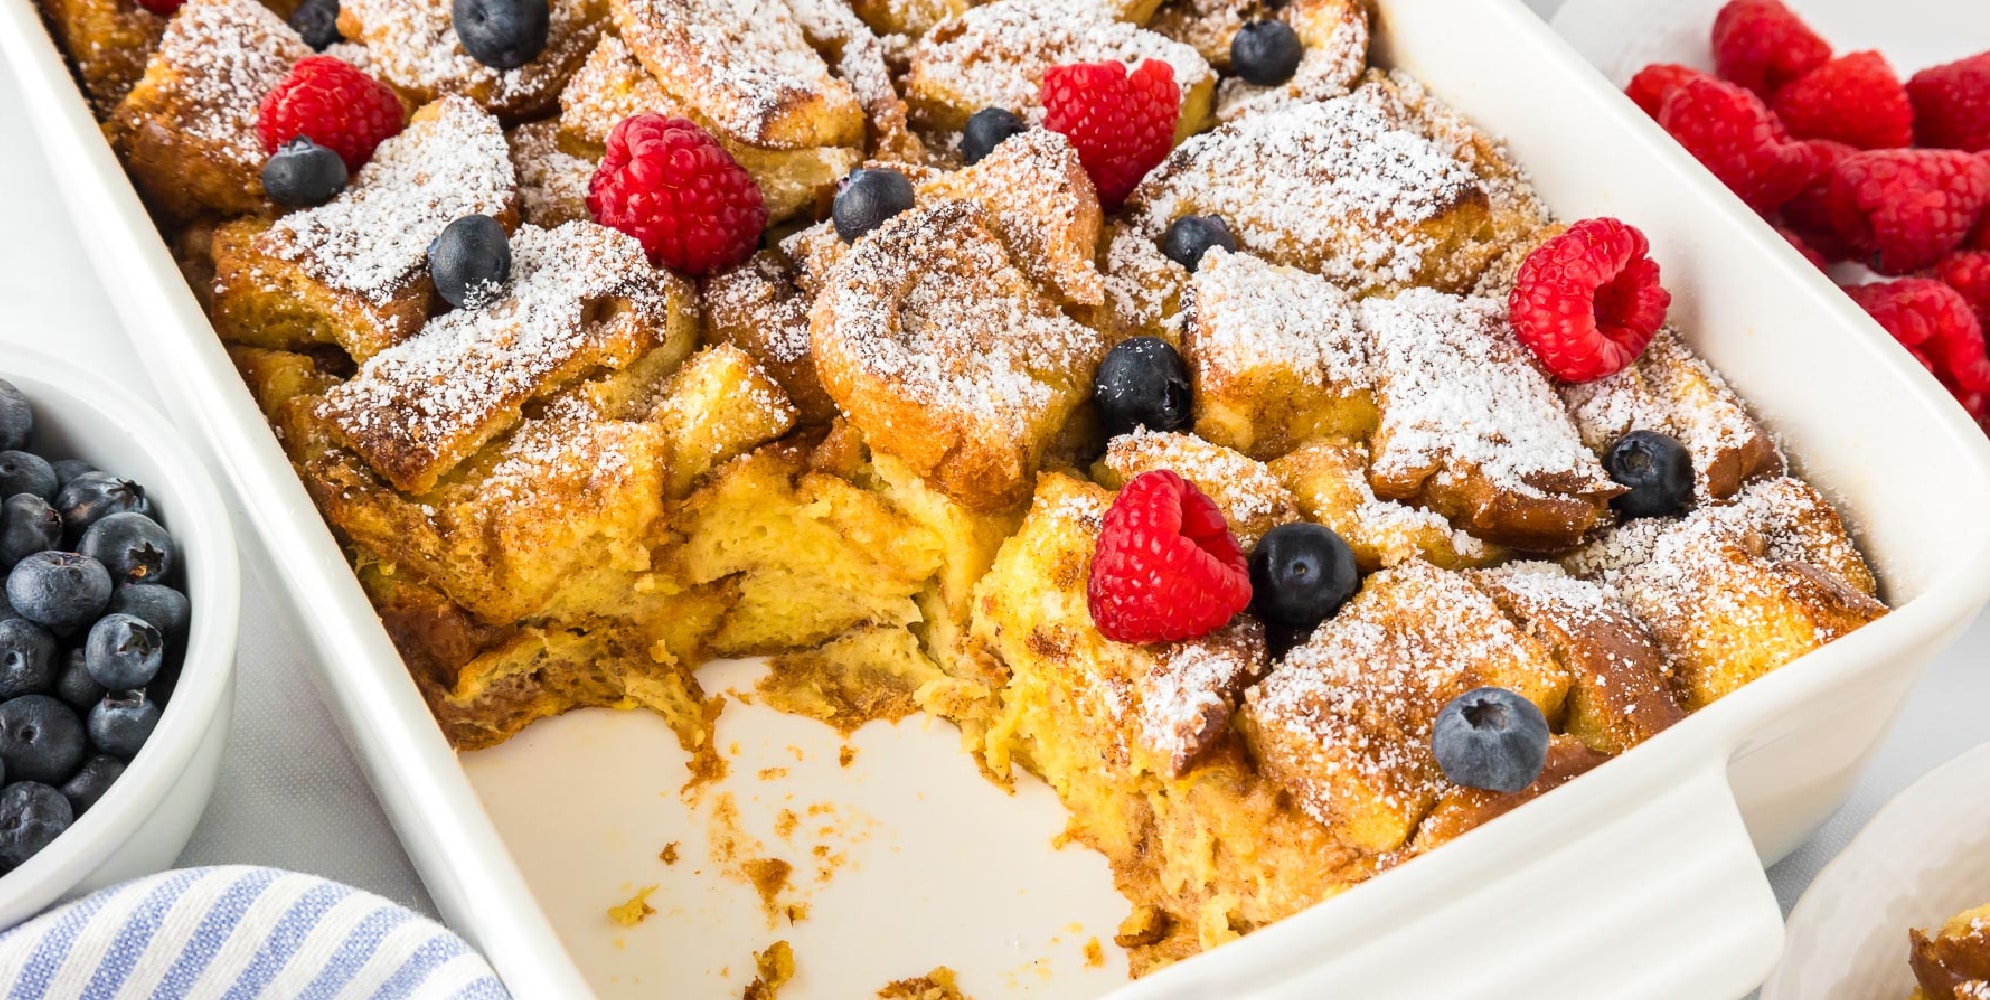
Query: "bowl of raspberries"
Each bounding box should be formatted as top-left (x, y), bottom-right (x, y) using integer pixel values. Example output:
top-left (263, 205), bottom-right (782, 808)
top-left (0, 351), bottom-right (238, 927)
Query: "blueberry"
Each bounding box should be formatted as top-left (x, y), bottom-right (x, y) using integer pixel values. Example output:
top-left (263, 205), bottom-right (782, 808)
top-left (107, 584), bottom-right (190, 641)
top-left (262, 138), bottom-right (348, 209)
top-left (959, 107), bottom-right (1027, 166)
top-left (1432, 687), bottom-right (1551, 793)
top-left (77, 512), bottom-right (176, 586)
top-left (0, 453), bottom-right (56, 503)
top-left (0, 696), bottom-right (86, 784)
top-left (1161, 215), bottom-right (1238, 272)
top-left (453, 0), bottom-right (550, 70)
top-left (1248, 523), bottom-right (1360, 632)
top-left (1093, 337), bottom-right (1192, 439)
top-left (0, 494), bottom-right (61, 570)
top-left (54, 472), bottom-right (149, 542)
top-left (832, 168), bottom-right (916, 243)
top-left (54, 648), bottom-right (104, 714)
top-left (84, 614), bottom-right (164, 691)
top-left (48, 460), bottom-right (94, 490)
top-left (0, 620), bottom-right (56, 699)
top-left (5, 552), bottom-right (112, 634)
top-left (428, 215), bottom-right (513, 309)
top-left (89, 692), bottom-right (160, 760)
top-left (60, 755), bottom-right (123, 815)
top-left (1605, 430), bottom-right (1694, 519)
top-left (0, 781), bottom-right (71, 867)
top-left (288, 0), bottom-right (342, 51)
top-left (0, 590), bottom-right (16, 624)
top-left (0, 380), bottom-right (28, 453)
top-left (1230, 19), bottom-right (1304, 87)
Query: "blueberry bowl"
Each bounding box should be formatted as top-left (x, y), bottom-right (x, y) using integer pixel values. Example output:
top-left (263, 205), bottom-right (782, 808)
top-left (0, 348), bottom-right (237, 926)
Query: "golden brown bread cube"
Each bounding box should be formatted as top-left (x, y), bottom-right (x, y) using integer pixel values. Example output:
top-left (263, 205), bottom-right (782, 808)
top-left (649, 344), bottom-right (799, 497)
top-left (916, 128), bottom-right (1104, 307)
top-left (1238, 559), bottom-right (1571, 852)
top-left (1102, 223), bottom-right (1194, 342)
top-left (1359, 289), bottom-right (1621, 551)
top-left (1910, 902), bottom-right (1990, 1000)
top-left (107, 0), bottom-right (310, 221)
top-left (1208, 0), bottom-right (1369, 123)
top-left (809, 199), bottom-right (1104, 511)
top-left (848, 0), bottom-right (969, 38)
top-left (508, 121), bottom-right (596, 228)
top-left (1401, 735), bottom-right (1608, 857)
top-left (336, 0), bottom-right (605, 120)
top-left (313, 221), bottom-right (698, 495)
top-left (35, 0), bottom-right (166, 115)
top-left (1270, 438), bottom-right (1505, 572)
top-left (1184, 247), bottom-right (1375, 458)
top-left (209, 97), bottom-right (518, 362)
top-left (702, 251), bottom-right (837, 424)
top-left (1094, 430), bottom-right (1299, 548)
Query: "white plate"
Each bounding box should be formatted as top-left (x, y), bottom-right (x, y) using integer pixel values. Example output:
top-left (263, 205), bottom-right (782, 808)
top-left (1763, 741), bottom-right (1990, 1000)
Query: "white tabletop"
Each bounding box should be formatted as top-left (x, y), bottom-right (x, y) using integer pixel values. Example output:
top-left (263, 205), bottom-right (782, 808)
top-left (2, 0), bottom-right (1987, 975)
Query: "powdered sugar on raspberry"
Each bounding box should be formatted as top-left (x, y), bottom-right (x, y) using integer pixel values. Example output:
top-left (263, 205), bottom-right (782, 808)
top-left (1190, 247), bottom-right (1370, 392)
top-left (264, 97), bottom-right (515, 305)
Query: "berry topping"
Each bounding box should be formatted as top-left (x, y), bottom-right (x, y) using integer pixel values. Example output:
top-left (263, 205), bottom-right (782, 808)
top-left (1094, 337), bottom-right (1193, 439)
top-left (258, 56), bottom-right (405, 173)
top-left (1781, 139), bottom-right (1860, 263)
top-left (84, 614), bottom-right (165, 691)
top-left (288, 0), bottom-right (343, 52)
top-left (0, 696), bottom-right (86, 785)
top-left (1845, 279), bottom-right (1990, 418)
top-left (959, 108), bottom-right (1028, 166)
top-left (0, 380), bottom-right (26, 454)
top-left (1605, 431), bottom-right (1696, 519)
top-left (61, 756), bottom-right (124, 815)
top-left (1247, 523), bottom-right (1358, 633)
top-left (832, 168), bottom-right (916, 243)
top-left (1160, 214), bottom-right (1237, 272)
top-left (1710, 0), bottom-right (1832, 99)
top-left (0, 782), bottom-right (71, 868)
top-left (53, 473), bottom-right (149, 544)
top-left (1908, 52), bottom-right (1990, 152)
top-left (90, 690), bottom-right (161, 760)
top-left (1508, 218), bottom-right (1672, 383)
top-left (1823, 149), bottom-right (1990, 274)
top-left (107, 584), bottom-right (190, 641)
top-left (0, 451), bottom-right (57, 504)
top-left (1041, 59), bottom-right (1181, 211)
top-left (1935, 251), bottom-right (1990, 333)
top-left (428, 214), bottom-right (513, 309)
top-left (77, 512), bottom-right (175, 585)
top-left (0, 495), bottom-right (61, 572)
top-left (0, 619), bottom-right (57, 700)
top-left (1087, 470), bottom-right (1251, 644)
top-left (1432, 687), bottom-right (1551, 793)
top-left (586, 114), bottom-right (766, 276)
top-left (4, 552), bottom-right (111, 635)
top-left (48, 461), bottom-right (93, 491)
top-left (261, 137), bottom-right (348, 209)
top-left (1230, 19), bottom-right (1303, 87)
top-left (453, 0), bottom-right (551, 71)
top-left (132, 0), bottom-right (182, 13)
top-left (54, 649), bottom-right (104, 714)
top-left (1625, 64), bottom-right (1718, 119)
top-left (1657, 76), bottom-right (1813, 212)
top-left (1771, 51), bottom-right (1915, 151)
top-left (1774, 224), bottom-right (1829, 270)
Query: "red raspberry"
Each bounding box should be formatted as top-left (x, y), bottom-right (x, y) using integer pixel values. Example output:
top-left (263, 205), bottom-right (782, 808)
top-left (1625, 64), bottom-right (1717, 119)
top-left (1508, 218), bottom-right (1672, 383)
top-left (1779, 139), bottom-right (1859, 262)
top-left (1908, 52), bottom-right (1990, 152)
top-left (1771, 51), bottom-right (1914, 150)
top-left (1087, 470), bottom-right (1251, 644)
top-left (1710, 0), bottom-right (1831, 99)
top-left (258, 56), bottom-right (405, 173)
top-left (586, 114), bottom-right (767, 276)
top-left (1041, 59), bottom-right (1180, 211)
top-left (1845, 278), bottom-right (1990, 416)
top-left (1658, 76), bottom-right (1812, 212)
top-left (1823, 149), bottom-right (1990, 275)
top-left (1774, 224), bottom-right (1827, 270)
top-left (1935, 251), bottom-right (1990, 333)
top-left (133, 0), bottom-right (182, 12)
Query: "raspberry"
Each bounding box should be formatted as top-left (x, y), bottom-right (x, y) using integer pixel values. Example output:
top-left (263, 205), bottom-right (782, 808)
top-left (133, 0), bottom-right (182, 11)
top-left (1625, 64), bottom-right (1716, 119)
top-left (1710, 0), bottom-right (1831, 99)
top-left (1823, 149), bottom-right (1990, 275)
top-left (1774, 224), bottom-right (1827, 270)
top-left (1086, 470), bottom-right (1251, 644)
top-left (1771, 51), bottom-right (1915, 150)
top-left (1935, 251), bottom-right (1990, 333)
top-left (1908, 52), bottom-right (1990, 152)
top-left (585, 114), bottom-right (767, 276)
top-left (1779, 139), bottom-right (1859, 262)
top-left (1658, 76), bottom-right (1812, 212)
top-left (1508, 218), bottom-right (1672, 384)
top-left (258, 56), bottom-right (405, 173)
top-left (1845, 279), bottom-right (1990, 416)
top-left (1041, 59), bottom-right (1180, 211)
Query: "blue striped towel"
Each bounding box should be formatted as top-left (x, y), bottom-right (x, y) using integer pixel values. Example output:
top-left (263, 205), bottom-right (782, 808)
top-left (0, 867), bottom-right (508, 999)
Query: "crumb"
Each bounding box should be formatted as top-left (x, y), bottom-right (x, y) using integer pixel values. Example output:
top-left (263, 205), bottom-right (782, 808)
top-left (877, 966), bottom-right (971, 999)
top-left (660, 842), bottom-right (680, 865)
top-left (775, 808), bottom-right (799, 839)
top-left (744, 857), bottom-right (794, 920)
top-left (839, 744), bottom-right (856, 767)
top-left (607, 885), bottom-right (658, 927)
top-left (758, 767), bottom-right (790, 781)
top-left (785, 902), bottom-right (810, 923)
top-left (742, 940), bottom-right (794, 1000)
top-left (1083, 938), bottom-right (1104, 968)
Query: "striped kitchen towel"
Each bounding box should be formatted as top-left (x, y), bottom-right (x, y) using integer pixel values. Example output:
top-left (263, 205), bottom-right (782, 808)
top-left (0, 867), bottom-right (508, 999)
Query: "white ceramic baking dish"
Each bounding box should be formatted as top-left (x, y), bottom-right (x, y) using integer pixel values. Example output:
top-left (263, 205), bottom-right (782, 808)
top-left (6, 0), bottom-right (1990, 995)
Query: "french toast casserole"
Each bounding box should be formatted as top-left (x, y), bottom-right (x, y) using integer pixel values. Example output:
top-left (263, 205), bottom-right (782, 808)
top-left (37, 0), bottom-right (1891, 975)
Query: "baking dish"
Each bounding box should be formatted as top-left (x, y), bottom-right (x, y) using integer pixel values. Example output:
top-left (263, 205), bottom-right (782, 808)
top-left (6, 0), bottom-right (1990, 995)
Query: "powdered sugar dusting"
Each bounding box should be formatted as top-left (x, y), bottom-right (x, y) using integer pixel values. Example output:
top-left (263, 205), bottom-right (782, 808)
top-left (1103, 226), bottom-right (1189, 337)
top-left (1562, 330), bottom-right (1774, 501)
top-left (341, 0), bottom-right (601, 112)
top-left (508, 121), bottom-right (596, 227)
top-left (130, 0), bottom-right (307, 167)
top-left (1213, 1), bottom-right (1368, 122)
top-left (706, 255), bottom-right (811, 365)
top-left (611, 0), bottom-right (857, 148)
top-left (1137, 618), bottom-right (1266, 777)
top-left (1101, 429), bottom-right (1297, 547)
top-left (1190, 247), bottom-right (1369, 392)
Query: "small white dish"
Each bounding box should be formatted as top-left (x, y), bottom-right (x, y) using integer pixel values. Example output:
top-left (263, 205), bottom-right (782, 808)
top-left (0, 348), bottom-right (239, 926)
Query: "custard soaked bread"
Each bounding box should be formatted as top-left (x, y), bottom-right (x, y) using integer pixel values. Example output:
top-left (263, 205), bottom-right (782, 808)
top-left (51, 0), bottom-right (1893, 982)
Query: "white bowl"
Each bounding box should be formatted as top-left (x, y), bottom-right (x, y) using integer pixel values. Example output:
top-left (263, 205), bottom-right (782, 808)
top-left (0, 349), bottom-right (238, 926)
